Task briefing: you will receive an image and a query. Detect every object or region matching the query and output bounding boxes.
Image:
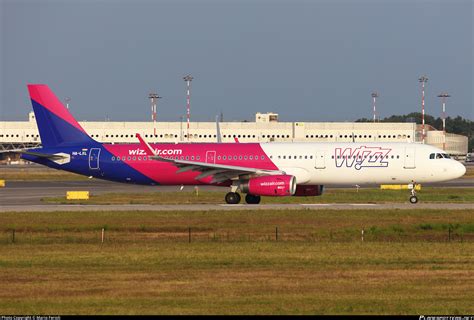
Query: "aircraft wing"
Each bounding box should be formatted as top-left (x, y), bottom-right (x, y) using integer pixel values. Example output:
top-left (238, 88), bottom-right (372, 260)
top-left (150, 155), bottom-right (284, 183)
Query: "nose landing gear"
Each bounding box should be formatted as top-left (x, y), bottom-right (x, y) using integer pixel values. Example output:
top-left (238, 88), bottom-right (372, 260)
top-left (409, 183), bottom-right (418, 204)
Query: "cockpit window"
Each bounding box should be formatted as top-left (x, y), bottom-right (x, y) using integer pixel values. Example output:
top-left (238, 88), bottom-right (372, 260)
top-left (430, 153), bottom-right (451, 160)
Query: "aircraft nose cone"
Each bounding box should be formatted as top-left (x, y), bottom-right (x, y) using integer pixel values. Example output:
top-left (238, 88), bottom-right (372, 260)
top-left (455, 161), bottom-right (466, 178)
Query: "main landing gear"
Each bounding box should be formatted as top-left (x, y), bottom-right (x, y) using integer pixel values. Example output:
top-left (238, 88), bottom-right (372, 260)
top-left (225, 192), bottom-right (241, 204)
top-left (224, 192), bottom-right (261, 204)
top-left (245, 194), bottom-right (261, 204)
top-left (409, 183), bottom-right (418, 204)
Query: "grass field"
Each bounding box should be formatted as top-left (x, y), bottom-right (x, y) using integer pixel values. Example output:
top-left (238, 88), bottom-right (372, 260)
top-left (43, 187), bottom-right (474, 204)
top-left (1, 209), bottom-right (473, 315)
top-left (1, 168), bottom-right (88, 181)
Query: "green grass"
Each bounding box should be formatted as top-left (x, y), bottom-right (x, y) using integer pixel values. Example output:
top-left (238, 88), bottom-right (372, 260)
top-left (1, 209), bottom-right (474, 314)
top-left (1, 168), bottom-right (88, 181)
top-left (42, 187), bottom-right (474, 205)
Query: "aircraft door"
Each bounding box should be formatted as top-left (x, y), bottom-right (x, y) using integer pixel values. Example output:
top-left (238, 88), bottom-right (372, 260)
top-left (315, 150), bottom-right (326, 169)
top-left (206, 150), bottom-right (216, 164)
top-left (89, 148), bottom-right (101, 170)
top-left (404, 147), bottom-right (416, 169)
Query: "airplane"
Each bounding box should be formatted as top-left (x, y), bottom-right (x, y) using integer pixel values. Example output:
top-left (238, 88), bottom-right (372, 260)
top-left (15, 84), bottom-right (466, 204)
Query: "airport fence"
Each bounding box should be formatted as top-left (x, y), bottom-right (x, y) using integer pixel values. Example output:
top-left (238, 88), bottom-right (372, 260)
top-left (2, 225), bottom-right (473, 245)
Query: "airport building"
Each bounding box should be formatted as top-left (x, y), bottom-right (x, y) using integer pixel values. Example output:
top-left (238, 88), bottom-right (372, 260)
top-left (0, 112), bottom-right (468, 162)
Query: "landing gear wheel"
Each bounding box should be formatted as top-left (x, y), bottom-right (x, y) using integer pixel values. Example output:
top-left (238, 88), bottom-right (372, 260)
top-left (409, 182), bottom-right (419, 204)
top-left (225, 192), bottom-right (241, 204)
top-left (245, 194), bottom-right (261, 204)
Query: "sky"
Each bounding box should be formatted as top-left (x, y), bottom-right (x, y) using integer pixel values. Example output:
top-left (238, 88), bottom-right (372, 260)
top-left (0, 0), bottom-right (472, 123)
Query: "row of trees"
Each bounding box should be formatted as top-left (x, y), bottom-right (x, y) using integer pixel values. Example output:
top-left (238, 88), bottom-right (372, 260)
top-left (356, 113), bottom-right (473, 151)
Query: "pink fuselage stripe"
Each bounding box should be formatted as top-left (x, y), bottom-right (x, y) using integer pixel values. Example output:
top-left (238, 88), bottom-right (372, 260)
top-left (102, 143), bottom-right (278, 185)
top-left (28, 85), bottom-right (86, 133)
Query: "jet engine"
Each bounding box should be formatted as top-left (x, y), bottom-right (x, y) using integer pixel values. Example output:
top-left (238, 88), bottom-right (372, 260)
top-left (293, 185), bottom-right (324, 196)
top-left (239, 175), bottom-right (296, 196)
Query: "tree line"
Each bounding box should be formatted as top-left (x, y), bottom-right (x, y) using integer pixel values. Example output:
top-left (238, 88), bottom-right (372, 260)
top-left (356, 112), bottom-right (473, 152)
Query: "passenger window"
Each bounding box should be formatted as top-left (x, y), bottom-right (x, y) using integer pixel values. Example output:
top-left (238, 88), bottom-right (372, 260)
top-left (436, 153), bottom-right (443, 159)
top-left (429, 153), bottom-right (435, 159)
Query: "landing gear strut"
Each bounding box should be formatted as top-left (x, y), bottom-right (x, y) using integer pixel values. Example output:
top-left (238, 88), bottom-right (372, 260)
top-left (225, 192), bottom-right (241, 204)
top-left (245, 194), bottom-right (261, 204)
top-left (409, 183), bottom-right (418, 204)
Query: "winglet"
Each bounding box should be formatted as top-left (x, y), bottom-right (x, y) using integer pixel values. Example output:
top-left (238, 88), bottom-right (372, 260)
top-left (136, 133), bottom-right (156, 156)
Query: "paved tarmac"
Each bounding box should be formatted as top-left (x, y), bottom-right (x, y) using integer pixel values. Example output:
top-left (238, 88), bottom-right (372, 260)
top-left (2, 203), bottom-right (473, 212)
top-left (1, 178), bottom-right (473, 207)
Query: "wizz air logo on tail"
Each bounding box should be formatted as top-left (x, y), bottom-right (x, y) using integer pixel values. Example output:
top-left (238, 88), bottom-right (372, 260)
top-left (335, 146), bottom-right (392, 170)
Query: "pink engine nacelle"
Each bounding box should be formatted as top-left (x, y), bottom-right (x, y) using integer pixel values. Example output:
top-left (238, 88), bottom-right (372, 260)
top-left (293, 185), bottom-right (324, 196)
top-left (240, 175), bottom-right (296, 196)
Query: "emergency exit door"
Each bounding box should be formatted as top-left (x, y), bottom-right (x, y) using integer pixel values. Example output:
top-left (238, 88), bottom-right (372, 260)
top-left (315, 151), bottom-right (326, 169)
top-left (89, 148), bottom-right (101, 170)
top-left (404, 147), bottom-right (416, 169)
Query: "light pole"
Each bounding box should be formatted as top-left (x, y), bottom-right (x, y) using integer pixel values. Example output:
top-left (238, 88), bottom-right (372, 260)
top-left (148, 93), bottom-right (161, 138)
top-left (180, 115), bottom-right (184, 142)
top-left (437, 92), bottom-right (450, 151)
top-left (418, 75), bottom-right (428, 143)
top-left (371, 92), bottom-right (379, 123)
top-left (183, 75), bottom-right (193, 141)
top-left (65, 97), bottom-right (71, 110)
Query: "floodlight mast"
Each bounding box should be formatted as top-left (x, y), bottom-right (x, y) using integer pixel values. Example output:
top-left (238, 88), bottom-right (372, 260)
top-left (437, 92), bottom-right (451, 151)
top-left (418, 75), bottom-right (428, 143)
top-left (183, 75), bottom-right (193, 141)
top-left (64, 97), bottom-right (71, 110)
top-left (148, 92), bottom-right (161, 138)
top-left (371, 92), bottom-right (379, 123)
